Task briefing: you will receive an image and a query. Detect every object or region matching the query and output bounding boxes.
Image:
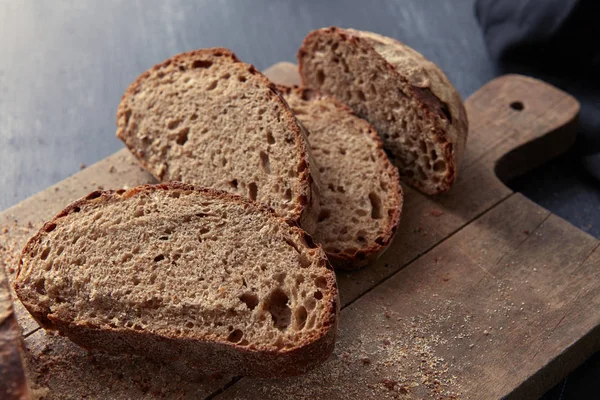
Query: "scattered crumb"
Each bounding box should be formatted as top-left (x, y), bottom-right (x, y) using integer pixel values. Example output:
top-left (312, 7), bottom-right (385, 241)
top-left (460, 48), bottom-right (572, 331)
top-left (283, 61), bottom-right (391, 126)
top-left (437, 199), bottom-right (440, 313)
top-left (380, 379), bottom-right (397, 391)
top-left (361, 357), bottom-right (371, 365)
top-left (523, 230), bottom-right (530, 235)
top-left (97, 186), bottom-right (104, 190)
top-left (483, 330), bottom-right (490, 336)
top-left (80, 163), bottom-right (86, 170)
top-left (533, 268), bottom-right (537, 272)
top-left (385, 311), bottom-right (391, 319)
top-left (54, 187), bottom-right (60, 192)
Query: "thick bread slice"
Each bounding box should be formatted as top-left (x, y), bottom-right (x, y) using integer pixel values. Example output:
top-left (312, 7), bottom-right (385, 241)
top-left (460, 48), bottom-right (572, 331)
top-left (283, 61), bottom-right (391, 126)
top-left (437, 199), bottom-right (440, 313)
top-left (298, 27), bottom-right (469, 195)
top-left (116, 48), bottom-right (320, 233)
top-left (13, 183), bottom-right (338, 377)
top-left (0, 270), bottom-right (29, 400)
top-left (277, 85), bottom-right (403, 270)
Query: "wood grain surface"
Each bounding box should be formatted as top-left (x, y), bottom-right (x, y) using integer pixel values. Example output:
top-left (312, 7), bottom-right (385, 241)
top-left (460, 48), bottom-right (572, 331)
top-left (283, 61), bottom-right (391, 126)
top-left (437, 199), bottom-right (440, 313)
top-left (1, 62), bottom-right (594, 399)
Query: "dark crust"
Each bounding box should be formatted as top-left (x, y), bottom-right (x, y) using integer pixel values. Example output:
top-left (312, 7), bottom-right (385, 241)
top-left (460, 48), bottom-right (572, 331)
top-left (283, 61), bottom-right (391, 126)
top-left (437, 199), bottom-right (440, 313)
top-left (0, 272), bottom-right (29, 400)
top-left (14, 183), bottom-right (338, 377)
top-left (297, 27), bottom-right (461, 194)
top-left (115, 48), bottom-right (318, 233)
top-left (276, 85), bottom-right (404, 271)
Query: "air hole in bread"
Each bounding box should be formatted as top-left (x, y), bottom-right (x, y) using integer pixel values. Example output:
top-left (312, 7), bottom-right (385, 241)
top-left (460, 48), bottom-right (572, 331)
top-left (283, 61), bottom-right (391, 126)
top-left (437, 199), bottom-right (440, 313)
top-left (86, 191), bottom-right (102, 200)
top-left (266, 130), bottom-right (275, 144)
top-left (316, 70), bottom-right (325, 85)
top-left (176, 127), bottom-right (189, 145)
top-left (192, 60), bottom-right (212, 69)
top-left (40, 248), bottom-right (51, 261)
top-left (167, 119), bottom-right (181, 130)
top-left (227, 329), bottom-right (244, 343)
top-left (433, 160), bottom-right (446, 173)
top-left (314, 276), bottom-right (328, 289)
top-left (430, 149), bottom-right (438, 161)
top-left (294, 306), bottom-right (308, 330)
top-left (56, 246), bottom-right (64, 256)
top-left (265, 288), bottom-right (291, 330)
top-left (318, 209), bottom-right (331, 222)
top-left (153, 254), bottom-right (165, 262)
top-left (44, 223), bottom-right (57, 233)
top-left (418, 166), bottom-right (427, 180)
top-left (206, 80), bottom-right (218, 91)
top-left (283, 188), bottom-right (292, 201)
top-left (238, 75), bottom-right (247, 82)
top-left (357, 90), bottom-right (366, 102)
top-left (259, 151), bottom-right (271, 173)
top-left (185, 321), bottom-right (194, 329)
top-left (369, 192), bottom-right (382, 219)
top-left (356, 230), bottom-right (367, 243)
top-left (229, 179), bottom-right (238, 189)
top-left (314, 290), bottom-right (323, 300)
top-left (248, 182), bottom-right (258, 201)
top-left (221, 73), bottom-right (231, 80)
top-left (239, 292), bottom-right (258, 310)
top-left (72, 206), bottom-right (81, 213)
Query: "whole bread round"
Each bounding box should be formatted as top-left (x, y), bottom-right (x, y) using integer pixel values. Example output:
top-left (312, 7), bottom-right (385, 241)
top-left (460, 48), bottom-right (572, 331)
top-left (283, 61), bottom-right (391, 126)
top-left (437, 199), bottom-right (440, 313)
top-left (298, 27), bottom-right (468, 195)
top-left (277, 85), bottom-right (403, 270)
top-left (13, 183), bottom-right (339, 378)
top-left (117, 48), bottom-right (320, 233)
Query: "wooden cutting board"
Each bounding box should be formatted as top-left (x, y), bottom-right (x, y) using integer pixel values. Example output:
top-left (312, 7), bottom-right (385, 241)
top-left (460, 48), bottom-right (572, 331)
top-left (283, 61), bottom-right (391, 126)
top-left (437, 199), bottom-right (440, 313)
top-left (1, 62), bottom-right (596, 400)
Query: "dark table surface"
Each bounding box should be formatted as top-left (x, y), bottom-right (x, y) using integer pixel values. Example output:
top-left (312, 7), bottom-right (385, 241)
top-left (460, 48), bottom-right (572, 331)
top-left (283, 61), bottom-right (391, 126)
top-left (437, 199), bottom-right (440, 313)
top-left (1, 1), bottom-right (598, 398)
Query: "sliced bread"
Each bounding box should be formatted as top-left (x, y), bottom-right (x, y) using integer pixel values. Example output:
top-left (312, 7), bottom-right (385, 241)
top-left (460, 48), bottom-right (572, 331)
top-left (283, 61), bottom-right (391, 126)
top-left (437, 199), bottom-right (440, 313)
top-left (298, 27), bottom-right (469, 195)
top-left (277, 85), bottom-right (403, 270)
top-left (14, 183), bottom-right (338, 377)
top-left (117, 48), bottom-right (319, 233)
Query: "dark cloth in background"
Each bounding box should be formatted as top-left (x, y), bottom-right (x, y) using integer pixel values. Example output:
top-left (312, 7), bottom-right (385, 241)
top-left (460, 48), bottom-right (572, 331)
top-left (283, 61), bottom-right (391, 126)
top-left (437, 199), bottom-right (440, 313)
top-left (475, 0), bottom-right (600, 181)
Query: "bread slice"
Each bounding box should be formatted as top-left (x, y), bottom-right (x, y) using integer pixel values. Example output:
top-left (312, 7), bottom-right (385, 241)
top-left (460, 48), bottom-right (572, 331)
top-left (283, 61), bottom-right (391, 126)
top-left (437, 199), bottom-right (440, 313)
top-left (13, 183), bottom-right (338, 377)
top-left (116, 48), bottom-right (319, 233)
top-left (298, 27), bottom-right (469, 195)
top-left (0, 270), bottom-right (29, 400)
top-left (276, 85), bottom-right (402, 270)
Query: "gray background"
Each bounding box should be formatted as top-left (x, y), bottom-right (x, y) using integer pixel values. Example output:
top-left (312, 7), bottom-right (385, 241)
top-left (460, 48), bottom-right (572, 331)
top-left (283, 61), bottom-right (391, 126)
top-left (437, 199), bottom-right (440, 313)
top-left (1, 1), bottom-right (598, 398)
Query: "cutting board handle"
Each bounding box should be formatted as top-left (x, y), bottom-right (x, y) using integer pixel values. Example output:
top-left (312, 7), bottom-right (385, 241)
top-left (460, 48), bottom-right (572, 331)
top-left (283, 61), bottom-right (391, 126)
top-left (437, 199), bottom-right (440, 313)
top-left (464, 74), bottom-right (580, 185)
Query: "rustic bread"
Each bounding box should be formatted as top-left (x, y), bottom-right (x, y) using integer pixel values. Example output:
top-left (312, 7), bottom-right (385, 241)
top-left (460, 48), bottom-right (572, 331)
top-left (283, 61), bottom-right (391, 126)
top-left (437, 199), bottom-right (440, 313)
top-left (14, 183), bottom-right (338, 377)
top-left (298, 27), bottom-right (468, 195)
top-left (116, 48), bottom-right (319, 233)
top-left (276, 85), bottom-right (402, 270)
top-left (0, 270), bottom-right (29, 400)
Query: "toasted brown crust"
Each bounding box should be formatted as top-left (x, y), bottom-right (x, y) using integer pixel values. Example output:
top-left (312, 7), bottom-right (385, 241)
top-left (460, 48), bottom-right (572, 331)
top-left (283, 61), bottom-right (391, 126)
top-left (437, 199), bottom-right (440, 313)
top-left (14, 183), bottom-right (338, 377)
top-left (0, 270), bottom-right (29, 400)
top-left (276, 84), bottom-right (403, 270)
top-left (298, 27), bottom-right (468, 195)
top-left (116, 48), bottom-right (320, 233)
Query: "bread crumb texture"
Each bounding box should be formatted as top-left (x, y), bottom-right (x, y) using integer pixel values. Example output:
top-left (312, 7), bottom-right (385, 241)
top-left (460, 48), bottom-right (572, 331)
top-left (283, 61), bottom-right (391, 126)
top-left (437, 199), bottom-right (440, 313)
top-left (14, 184), bottom-right (338, 377)
top-left (117, 48), bottom-right (314, 225)
top-left (299, 28), bottom-right (468, 194)
top-left (278, 86), bottom-right (402, 269)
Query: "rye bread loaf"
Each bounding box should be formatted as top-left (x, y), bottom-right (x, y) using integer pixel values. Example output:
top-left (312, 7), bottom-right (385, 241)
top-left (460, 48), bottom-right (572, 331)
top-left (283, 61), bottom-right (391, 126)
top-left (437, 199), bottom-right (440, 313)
top-left (13, 183), bottom-right (338, 378)
top-left (116, 48), bottom-right (319, 233)
top-left (277, 85), bottom-right (402, 270)
top-left (298, 27), bottom-right (469, 195)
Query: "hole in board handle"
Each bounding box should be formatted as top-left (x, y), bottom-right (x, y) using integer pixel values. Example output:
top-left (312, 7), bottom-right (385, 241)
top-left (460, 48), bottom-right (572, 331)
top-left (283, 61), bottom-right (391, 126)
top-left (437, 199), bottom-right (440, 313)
top-left (510, 101), bottom-right (524, 111)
